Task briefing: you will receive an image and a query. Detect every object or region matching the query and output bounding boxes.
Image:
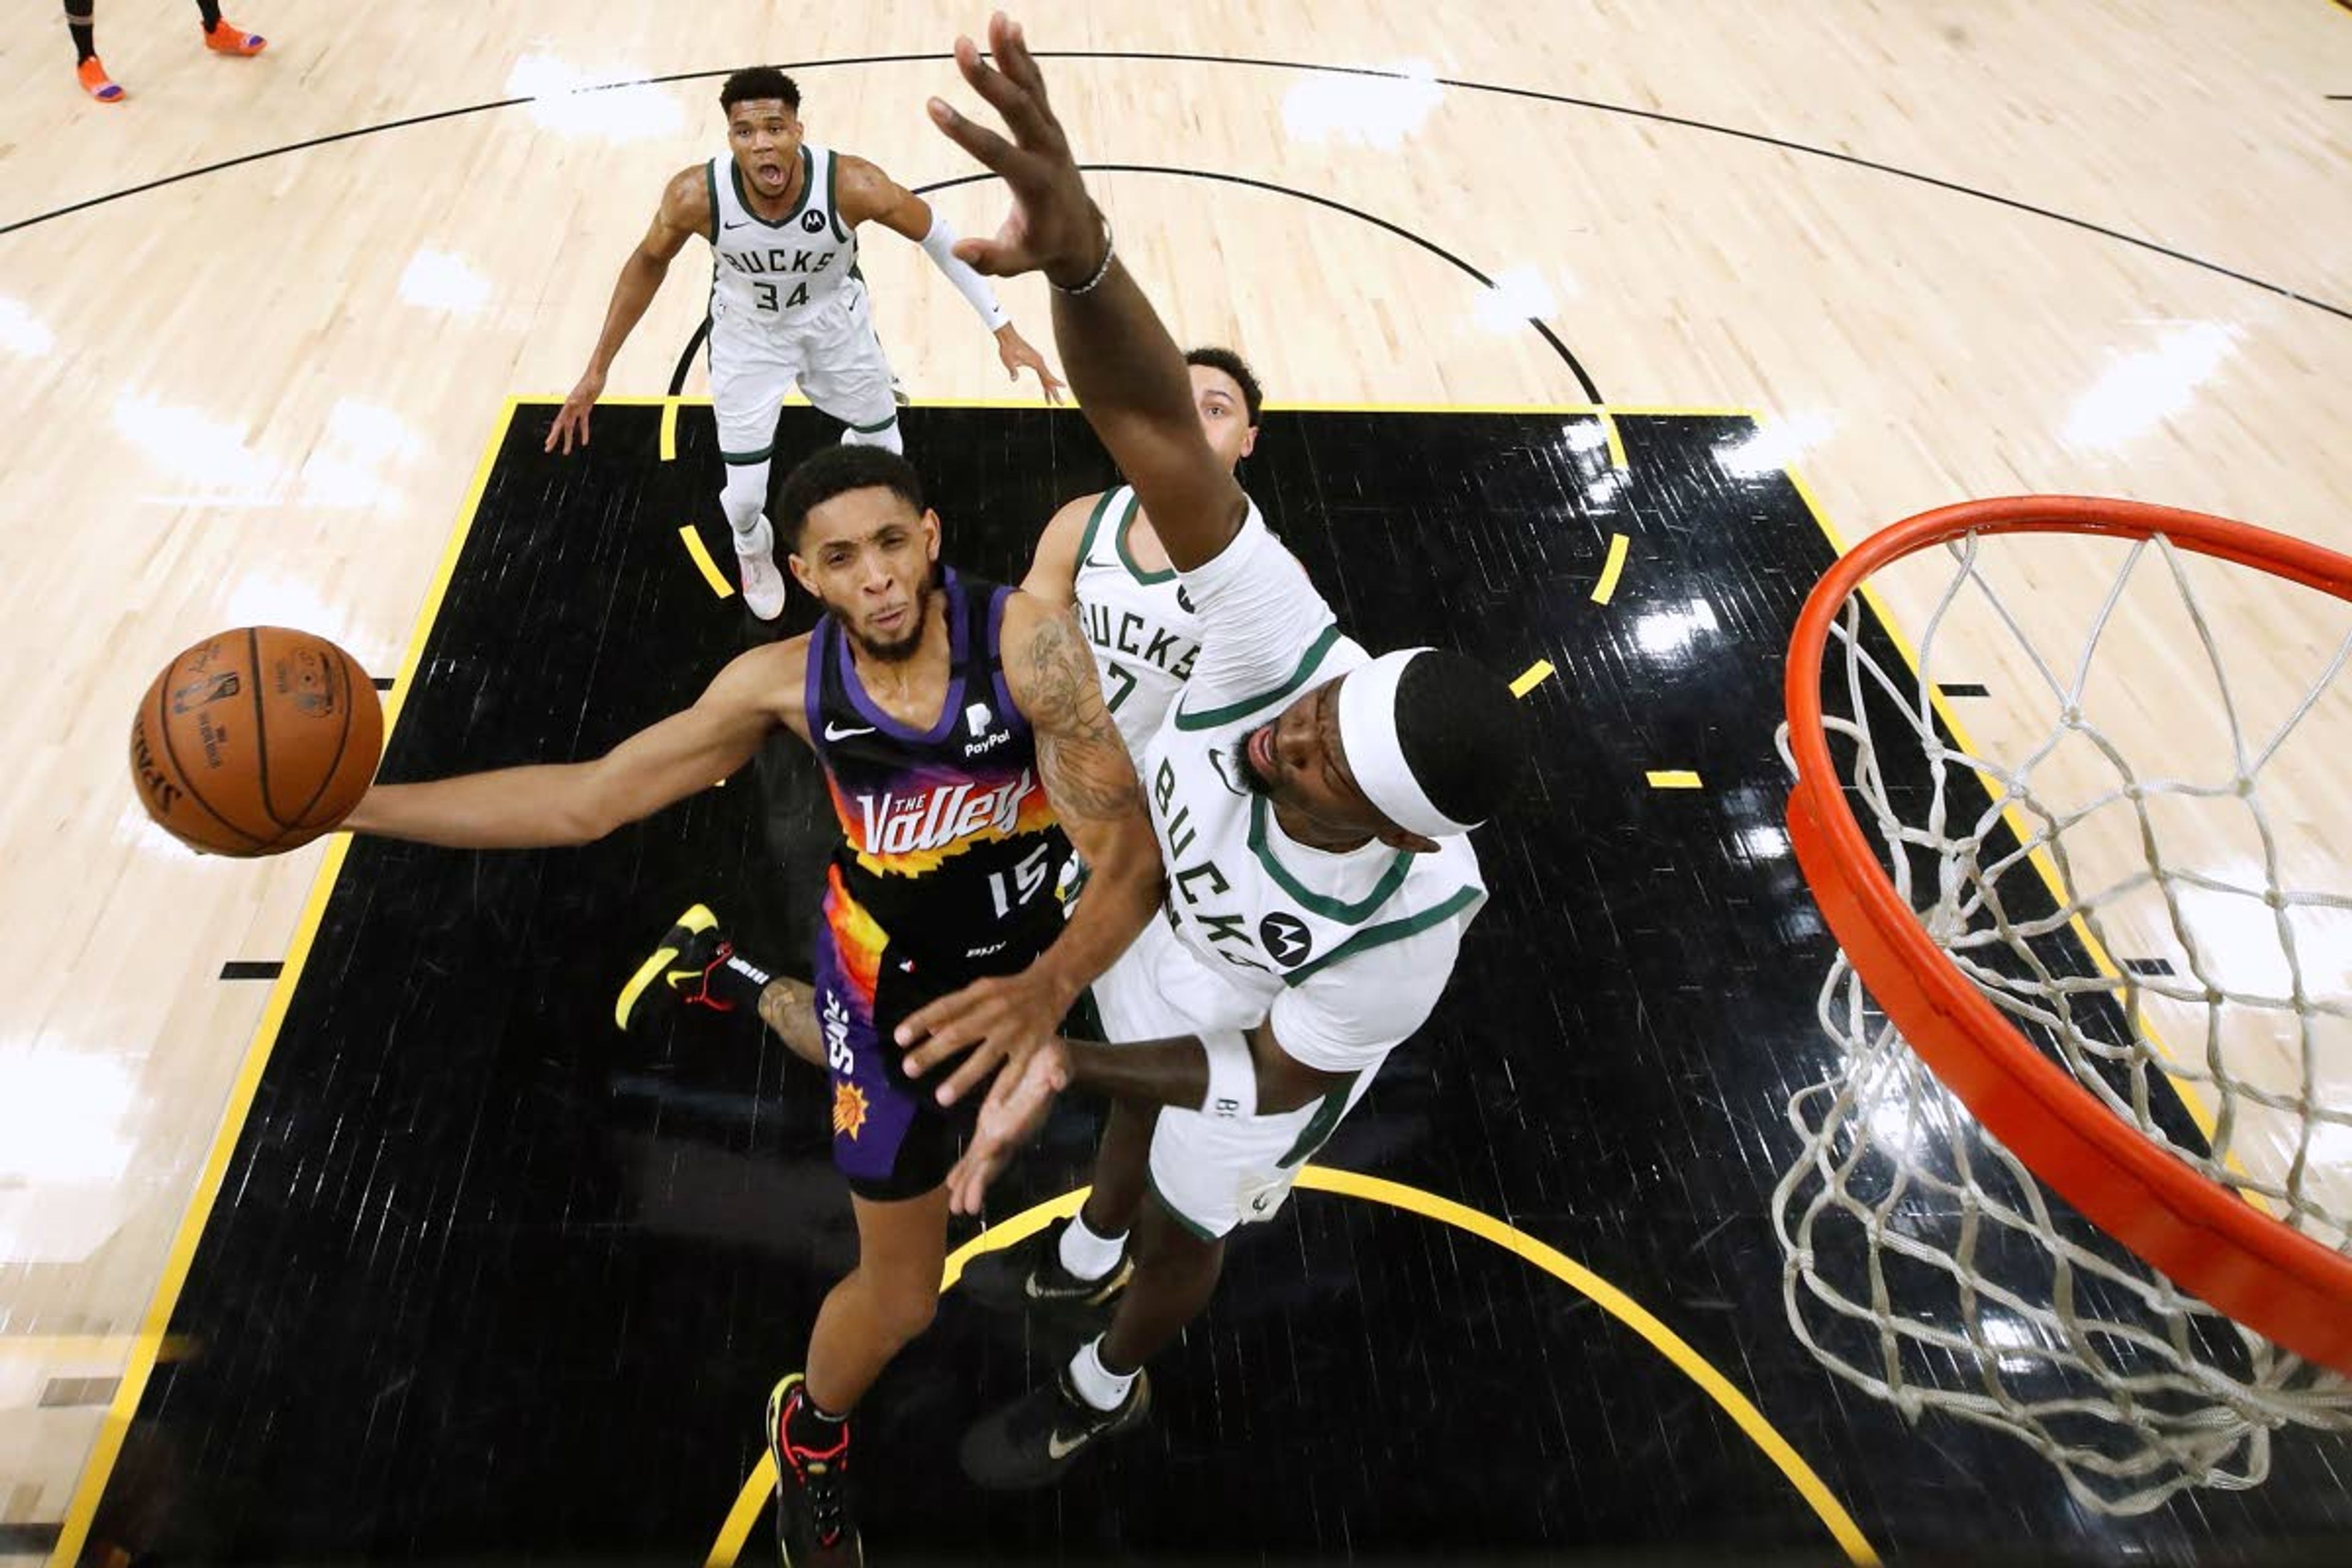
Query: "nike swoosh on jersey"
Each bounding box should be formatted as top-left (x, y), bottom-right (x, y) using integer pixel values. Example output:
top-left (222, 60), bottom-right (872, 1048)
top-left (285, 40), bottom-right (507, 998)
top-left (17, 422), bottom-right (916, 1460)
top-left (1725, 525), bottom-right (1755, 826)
top-left (824, 722), bottom-right (877, 741)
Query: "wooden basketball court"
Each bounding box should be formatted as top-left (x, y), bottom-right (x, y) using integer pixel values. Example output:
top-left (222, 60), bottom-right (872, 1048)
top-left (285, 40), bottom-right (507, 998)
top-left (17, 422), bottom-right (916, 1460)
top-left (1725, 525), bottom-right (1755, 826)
top-left (3, 4), bottom-right (2349, 1562)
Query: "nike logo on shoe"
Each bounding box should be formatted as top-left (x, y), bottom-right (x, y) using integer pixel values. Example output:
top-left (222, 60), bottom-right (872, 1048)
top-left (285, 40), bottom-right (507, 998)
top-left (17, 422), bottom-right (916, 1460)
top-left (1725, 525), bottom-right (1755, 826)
top-left (1046, 1428), bottom-right (1090, 1461)
top-left (824, 722), bottom-right (876, 741)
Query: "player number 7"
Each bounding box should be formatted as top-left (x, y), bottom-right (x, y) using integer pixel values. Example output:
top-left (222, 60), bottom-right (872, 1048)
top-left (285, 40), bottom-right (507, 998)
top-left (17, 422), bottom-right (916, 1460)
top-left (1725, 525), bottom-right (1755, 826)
top-left (1103, 661), bottom-right (1136, 713)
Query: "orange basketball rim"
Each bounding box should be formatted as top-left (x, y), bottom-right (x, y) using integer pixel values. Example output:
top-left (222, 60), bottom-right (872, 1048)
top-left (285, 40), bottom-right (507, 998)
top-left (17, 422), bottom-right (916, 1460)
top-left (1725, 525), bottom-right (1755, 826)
top-left (1781, 495), bottom-right (2352, 1376)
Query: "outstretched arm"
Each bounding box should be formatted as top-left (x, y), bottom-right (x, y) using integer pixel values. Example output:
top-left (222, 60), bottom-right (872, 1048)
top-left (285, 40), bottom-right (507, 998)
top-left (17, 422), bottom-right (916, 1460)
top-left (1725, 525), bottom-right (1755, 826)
top-left (924, 15), bottom-right (1243, 568)
top-left (839, 154), bottom-right (1065, 404)
top-left (547, 167), bottom-right (706, 453)
top-left (937, 1019), bottom-right (1354, 1215)
top-left (344, 640), bottom-right (802, 849)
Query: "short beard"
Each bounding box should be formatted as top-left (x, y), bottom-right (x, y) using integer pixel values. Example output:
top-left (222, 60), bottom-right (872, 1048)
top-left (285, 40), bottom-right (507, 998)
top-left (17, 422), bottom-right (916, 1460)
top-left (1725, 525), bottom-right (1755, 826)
top-left (1232, 723), bottom-right (1276, 796)
top-left (845, 575), bottom-right (933, 665)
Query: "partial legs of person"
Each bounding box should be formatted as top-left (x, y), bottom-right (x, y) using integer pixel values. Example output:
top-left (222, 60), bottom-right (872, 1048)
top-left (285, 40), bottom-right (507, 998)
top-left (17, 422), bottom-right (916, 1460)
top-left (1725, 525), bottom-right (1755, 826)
top-left (70, 1), bottom-right (267, 104)
top-left (707, 333), bottom-right (794, 621)
top-left (962, 1087), bottom-right (1313, 1490)
top-left (767, 1186), bottom-right (946, 1567)
top-left (64, 2), bottom-right (119, 99)
top-left (197, 1), bottom-right (266, 56)
top-left (802, 284), bottom-right (905, 458)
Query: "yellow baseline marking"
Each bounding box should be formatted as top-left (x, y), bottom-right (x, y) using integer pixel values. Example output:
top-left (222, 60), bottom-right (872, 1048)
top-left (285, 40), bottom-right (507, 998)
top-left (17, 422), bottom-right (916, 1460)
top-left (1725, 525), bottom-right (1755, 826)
top-left (660, 397), bottom-right (681, 462)
top-left (0, 1335), bottom-right (193, 1363)
top-left (1648, 769), bottom-right (1703, 789)
top-left (1510, 660), bottom-right (1555, 698)
top-left (680, 526), bottom-right (736, 600)
top-left (47, 401), bottom-right (524, 1568)
top-left (705, 1174), bottom-right (1874, 1568)
top-left (1780, 462), bottom-right (2238, 1179)
top-left (1591, 532), bottom-right (1632, 605)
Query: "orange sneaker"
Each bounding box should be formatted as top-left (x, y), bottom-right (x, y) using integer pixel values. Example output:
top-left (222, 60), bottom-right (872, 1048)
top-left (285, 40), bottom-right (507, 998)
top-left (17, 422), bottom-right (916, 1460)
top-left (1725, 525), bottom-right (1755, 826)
top-left (202, 20), bottom-right (267, 56)
top-left (77, 56), bottom-right (126, 102)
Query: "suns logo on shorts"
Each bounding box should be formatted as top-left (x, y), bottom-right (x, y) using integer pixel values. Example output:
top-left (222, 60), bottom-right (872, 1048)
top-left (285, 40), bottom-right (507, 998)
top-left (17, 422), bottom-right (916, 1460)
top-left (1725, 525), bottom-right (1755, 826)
top-left (832, 1082), bottom-right (870, 1140)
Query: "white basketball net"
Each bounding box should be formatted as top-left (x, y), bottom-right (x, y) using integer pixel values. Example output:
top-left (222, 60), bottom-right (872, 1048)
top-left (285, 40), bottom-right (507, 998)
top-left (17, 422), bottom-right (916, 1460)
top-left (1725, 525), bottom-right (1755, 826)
top-left (1772, 527), bottom-right (2352, 1515)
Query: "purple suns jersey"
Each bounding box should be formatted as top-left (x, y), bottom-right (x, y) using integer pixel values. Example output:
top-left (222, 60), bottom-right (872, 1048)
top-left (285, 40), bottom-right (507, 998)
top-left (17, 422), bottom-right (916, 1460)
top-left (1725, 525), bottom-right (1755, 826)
top-left (805, 570), bottom-right (1068, 973)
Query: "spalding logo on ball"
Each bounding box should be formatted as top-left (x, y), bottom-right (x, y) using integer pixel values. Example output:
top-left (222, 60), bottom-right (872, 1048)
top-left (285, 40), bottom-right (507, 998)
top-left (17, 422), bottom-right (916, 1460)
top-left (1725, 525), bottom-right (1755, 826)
top-left (130, 627), bottom-right (383, 856)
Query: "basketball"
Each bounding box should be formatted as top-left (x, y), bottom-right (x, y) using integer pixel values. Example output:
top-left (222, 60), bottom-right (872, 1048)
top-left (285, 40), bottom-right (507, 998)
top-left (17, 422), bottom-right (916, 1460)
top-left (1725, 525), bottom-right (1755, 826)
top-left (129, 627), bottom-right (384, 856)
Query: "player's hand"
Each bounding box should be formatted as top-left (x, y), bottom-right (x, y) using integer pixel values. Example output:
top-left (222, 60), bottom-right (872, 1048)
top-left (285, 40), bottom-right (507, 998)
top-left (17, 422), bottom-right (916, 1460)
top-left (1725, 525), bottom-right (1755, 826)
top-left (995, 323), bottom-right (1066, 404)
top-left (895, 962), bottom-right (1076, 1105)
top-left (545, 368), bottom-right (606, 454)
top-left (946, 1036), bottom-right (1069, 1215)
top-left (926, 15), bottom-right (1106, 288)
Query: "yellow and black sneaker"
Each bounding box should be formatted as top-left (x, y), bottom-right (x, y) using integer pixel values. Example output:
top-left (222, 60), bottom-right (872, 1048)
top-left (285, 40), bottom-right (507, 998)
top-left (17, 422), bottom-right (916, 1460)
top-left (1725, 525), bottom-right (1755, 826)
top-left (766, 1374), bottom-right (862, 1567)
top-left (612, 903), bottom-right (732, 1030)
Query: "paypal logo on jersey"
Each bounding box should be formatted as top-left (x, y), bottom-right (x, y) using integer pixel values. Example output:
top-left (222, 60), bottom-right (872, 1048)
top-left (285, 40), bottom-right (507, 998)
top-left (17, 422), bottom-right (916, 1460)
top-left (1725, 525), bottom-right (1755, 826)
top-left (963, 700), bottom-right (1009, 756)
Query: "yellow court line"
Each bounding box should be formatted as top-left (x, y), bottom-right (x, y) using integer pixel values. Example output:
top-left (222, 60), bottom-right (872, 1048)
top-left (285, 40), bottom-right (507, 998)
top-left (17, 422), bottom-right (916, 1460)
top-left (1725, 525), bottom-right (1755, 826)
top-left (46, 398), bottom-right (522, 1568)
top-left (660, 396), bottom-right (681, 462)
top-left (679, 526), bottom-right (736, 600)
top-left (1597, 408), bottom-right (1629, 469)
top-left (1510, 660), bottom-right (1555, 698)
top-left (0, 1335), bottom-right (193, 1363)
top-left (1592, 532), bottom-right (1632, 605)
top-left (1780, 464), bottom-right (2236, 1166)
top-left (705, 1174), bottom-right (1875, 1568)
top-left (1648, 769), bottom-right (1703, 789)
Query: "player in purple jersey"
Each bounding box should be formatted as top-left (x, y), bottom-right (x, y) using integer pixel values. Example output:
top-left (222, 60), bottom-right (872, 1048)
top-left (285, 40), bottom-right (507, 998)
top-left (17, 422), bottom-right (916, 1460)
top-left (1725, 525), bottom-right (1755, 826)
top-left (342, 443), bottom-right (1162, 1565)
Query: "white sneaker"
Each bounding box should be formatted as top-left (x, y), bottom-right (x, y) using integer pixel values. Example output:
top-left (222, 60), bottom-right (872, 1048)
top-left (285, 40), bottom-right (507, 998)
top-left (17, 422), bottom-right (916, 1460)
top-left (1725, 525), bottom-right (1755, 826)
top-left (734, 517), bottom-right (786, 621)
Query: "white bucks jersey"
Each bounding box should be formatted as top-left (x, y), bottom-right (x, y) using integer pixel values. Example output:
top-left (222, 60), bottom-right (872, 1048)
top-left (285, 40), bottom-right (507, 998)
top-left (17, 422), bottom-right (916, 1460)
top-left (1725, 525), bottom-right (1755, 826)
top-left (706, 144), bottom-right (856, 331)
top-left (1076, 486), bottom-right (1204, 758)
top-left (1139, 630), bottom-right (1488, 1020)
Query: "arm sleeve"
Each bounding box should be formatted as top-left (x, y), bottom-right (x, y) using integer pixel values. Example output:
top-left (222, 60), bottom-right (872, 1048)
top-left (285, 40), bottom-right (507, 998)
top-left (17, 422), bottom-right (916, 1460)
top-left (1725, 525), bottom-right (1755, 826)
top-left (1177, 502), bottom-right (1344, 717)
top-left (918, 214), bottom-right (1010, 331)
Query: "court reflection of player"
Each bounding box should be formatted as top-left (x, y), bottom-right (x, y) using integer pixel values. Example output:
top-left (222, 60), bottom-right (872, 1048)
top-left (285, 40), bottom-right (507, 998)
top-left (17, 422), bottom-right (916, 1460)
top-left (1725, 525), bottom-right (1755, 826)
top-left (342, 445), bottom-right (1163, 1566)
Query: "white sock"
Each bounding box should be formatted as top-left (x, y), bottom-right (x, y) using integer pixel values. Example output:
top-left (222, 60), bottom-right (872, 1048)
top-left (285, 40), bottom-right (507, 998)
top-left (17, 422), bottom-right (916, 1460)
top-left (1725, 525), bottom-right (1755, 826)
top-left (737, 514), bottom-right (774, 559)
top-left (1057, 1213), bottom-right (1126, 1282)
top-left (1068, 1336), bottom-right (1136, 1413)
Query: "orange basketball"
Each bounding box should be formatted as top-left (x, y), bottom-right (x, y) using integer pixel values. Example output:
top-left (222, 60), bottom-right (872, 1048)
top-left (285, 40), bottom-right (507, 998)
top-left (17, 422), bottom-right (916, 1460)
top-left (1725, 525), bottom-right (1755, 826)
top-left (129, 627), bottom-right (385, 856)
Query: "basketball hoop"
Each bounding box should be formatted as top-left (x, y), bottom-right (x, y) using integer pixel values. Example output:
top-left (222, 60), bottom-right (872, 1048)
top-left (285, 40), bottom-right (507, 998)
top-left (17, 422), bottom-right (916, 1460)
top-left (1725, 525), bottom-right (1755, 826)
top-left (1773, 496), bottom-right (2352, 1513)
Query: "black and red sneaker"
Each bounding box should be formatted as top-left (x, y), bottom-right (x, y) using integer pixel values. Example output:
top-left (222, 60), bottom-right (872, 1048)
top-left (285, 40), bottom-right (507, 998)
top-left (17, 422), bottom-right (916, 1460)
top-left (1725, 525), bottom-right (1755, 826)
top-left (765, 1374), bottom-right (862, 1566)
top-left (613, 904), bottom-right (734, 1030)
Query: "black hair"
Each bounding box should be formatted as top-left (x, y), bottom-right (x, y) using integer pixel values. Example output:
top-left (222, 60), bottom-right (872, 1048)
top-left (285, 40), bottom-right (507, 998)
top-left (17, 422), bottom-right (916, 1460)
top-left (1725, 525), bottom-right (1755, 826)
top-left (1393, 650), bottom-right (1530, 827)
top-left (770, 445), bottom-right (925, 548)
top-left (720, 67), bottom-right (801, 115)
top-left (1184, 346), bottom-right (1264, 426)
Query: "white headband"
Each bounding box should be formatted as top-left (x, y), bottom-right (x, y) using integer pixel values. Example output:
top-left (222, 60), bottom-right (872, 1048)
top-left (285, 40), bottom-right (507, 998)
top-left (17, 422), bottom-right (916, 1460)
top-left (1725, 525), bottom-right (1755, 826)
top-left (1335, 648), bottom-right (1480, 839)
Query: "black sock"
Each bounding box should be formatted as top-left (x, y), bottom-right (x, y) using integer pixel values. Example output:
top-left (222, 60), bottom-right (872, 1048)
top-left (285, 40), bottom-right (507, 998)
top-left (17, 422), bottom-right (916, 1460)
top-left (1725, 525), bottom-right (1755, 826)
top-left (702, 944), bottom-right (775, 1011)
top-left (196, 0), bottom-right (223, 31)
top-left (786, 1387), bottom-right (850, 1449)
top-left (66, 4), bottom-right (95, 61)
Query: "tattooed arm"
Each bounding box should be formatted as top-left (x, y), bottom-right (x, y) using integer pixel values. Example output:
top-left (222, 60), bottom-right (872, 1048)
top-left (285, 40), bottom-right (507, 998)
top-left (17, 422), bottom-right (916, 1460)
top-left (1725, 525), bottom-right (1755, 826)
top-left (892, 590), bottom-right (1166, 1106)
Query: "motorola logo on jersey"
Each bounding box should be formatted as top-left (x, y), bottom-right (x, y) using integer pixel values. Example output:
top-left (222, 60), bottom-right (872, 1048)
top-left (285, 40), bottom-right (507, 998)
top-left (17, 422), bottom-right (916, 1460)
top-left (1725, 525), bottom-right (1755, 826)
top-left (852, 768), bottom-right (1034, 857)
top-left (1259, 911), bottom-right (1314, 967)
